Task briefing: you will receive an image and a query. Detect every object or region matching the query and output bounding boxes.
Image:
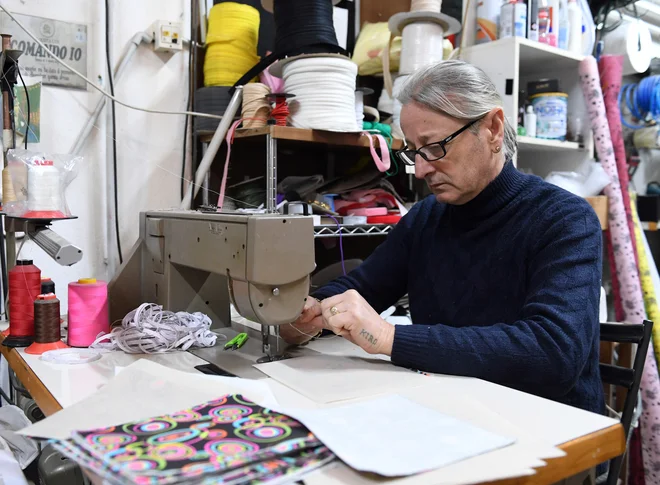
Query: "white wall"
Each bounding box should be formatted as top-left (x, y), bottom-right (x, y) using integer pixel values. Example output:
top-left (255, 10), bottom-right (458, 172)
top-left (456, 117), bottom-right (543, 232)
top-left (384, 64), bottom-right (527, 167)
top-left (2, 0), bottom-right (189, 309)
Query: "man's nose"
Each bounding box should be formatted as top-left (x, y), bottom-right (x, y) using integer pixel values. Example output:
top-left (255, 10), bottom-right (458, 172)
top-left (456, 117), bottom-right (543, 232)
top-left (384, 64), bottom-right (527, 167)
top-left (414, 157), bottom-right (435, 179)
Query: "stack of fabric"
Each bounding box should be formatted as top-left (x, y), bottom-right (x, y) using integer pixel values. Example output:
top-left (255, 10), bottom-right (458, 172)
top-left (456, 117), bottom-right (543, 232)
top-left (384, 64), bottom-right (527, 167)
top-left (52, 394), bottom-right (334, 484)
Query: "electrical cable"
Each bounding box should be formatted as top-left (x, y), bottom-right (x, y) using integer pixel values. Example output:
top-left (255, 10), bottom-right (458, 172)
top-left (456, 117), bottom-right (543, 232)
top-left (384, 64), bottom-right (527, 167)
top-left (181, 0), bottom-right (195, 201)
top-left (104, 0), bottom-right (122, 266)
top-left (0, 5), bottom-right (223, 121)
top-left (17, 67), bottom-right (29, 149)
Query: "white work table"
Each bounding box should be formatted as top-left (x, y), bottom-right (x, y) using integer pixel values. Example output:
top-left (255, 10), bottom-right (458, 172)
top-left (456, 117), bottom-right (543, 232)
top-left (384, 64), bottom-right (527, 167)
top-left (0, 327), bottom-right (624, 485)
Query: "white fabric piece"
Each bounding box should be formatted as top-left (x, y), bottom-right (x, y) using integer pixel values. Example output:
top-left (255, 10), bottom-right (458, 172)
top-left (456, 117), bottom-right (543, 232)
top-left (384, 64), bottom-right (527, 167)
top-left (90, 303), bottom-right (222, 354)
top-left (0, 447), bottom-right (28, 485)
top-left (0, 406), bottom-right (38, 469)
top-left (288, 395), bottom-right (515, 476)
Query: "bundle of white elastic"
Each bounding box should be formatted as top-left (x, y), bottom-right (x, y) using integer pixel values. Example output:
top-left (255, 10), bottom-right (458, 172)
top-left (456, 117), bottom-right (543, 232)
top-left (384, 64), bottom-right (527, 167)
top-left (283, 56), bottom-right (359, 132)
top-left (90, 303), bottom-right (222, 354)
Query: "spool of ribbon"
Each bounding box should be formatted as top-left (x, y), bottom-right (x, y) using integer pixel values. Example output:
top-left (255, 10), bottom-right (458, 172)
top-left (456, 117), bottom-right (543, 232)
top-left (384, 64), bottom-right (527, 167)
top-left (411, 0), bottom-right (442, 12)
top-left (204, 2), bottom-right (260, 87)
top-left (284, 56), bottom-right (359, 132)
top-left (241, 83), bottom-right (271, 129)
top-left (399, 22), bottom-right (446, 75)
top-left (232, 0), bottom-right (346, 90)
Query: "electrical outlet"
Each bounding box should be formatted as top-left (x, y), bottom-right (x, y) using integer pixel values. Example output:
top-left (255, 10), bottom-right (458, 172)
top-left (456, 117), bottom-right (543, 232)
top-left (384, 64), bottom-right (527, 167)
top-left (149, 20), bottom-right (183, 53)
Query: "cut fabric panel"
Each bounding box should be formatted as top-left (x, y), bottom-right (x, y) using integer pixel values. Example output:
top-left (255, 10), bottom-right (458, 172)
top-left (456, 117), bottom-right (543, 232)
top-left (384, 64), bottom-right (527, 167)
top-left (599, 55), bottom-right (638, 267)
top-left (52, 394), bottom-right (335, 485)
top-left (579, 56), bottom-right (660, 483)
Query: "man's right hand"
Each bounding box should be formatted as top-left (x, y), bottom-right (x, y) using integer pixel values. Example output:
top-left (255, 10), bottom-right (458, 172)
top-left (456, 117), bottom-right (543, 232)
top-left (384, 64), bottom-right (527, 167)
top-left (279, 297), bottom-right (324, 345)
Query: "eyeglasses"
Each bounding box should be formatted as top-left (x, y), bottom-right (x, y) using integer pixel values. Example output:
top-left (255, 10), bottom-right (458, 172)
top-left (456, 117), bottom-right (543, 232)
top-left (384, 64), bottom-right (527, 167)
top-left (395, 118), bottom-right (482, 166)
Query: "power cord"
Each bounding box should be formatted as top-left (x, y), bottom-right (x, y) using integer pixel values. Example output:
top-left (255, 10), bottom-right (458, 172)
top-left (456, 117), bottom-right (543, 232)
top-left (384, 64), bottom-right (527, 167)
top-left (105, 0), bottom-right (123, 265)
top-left (0, 5), bottom-right (223, 121)
top-left (181, 0), bottom-right (195, 200)
top-left (17, 66), bottom-right (29, 149)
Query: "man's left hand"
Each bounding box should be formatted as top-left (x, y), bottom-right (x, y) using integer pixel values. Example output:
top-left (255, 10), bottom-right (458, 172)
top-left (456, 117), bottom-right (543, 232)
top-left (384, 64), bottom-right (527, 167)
top-left (320, 290), bottom-right (394, 356)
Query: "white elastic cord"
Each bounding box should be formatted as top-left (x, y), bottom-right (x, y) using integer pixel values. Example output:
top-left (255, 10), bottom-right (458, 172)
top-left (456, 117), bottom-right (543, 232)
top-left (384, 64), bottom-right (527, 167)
top-left (90, 303), bottom-right (225, 354)
top-left (0, 6), bottom-right (223, 121)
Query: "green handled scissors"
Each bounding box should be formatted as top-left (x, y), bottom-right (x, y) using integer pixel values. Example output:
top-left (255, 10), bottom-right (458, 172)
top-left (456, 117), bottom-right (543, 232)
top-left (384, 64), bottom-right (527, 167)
top-left (224, 332), bottom-right (248, 351)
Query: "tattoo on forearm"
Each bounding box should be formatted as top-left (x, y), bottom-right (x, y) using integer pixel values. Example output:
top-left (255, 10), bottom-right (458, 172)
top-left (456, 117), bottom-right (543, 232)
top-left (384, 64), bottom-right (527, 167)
top-left (359, 329), bottom-right (378, 346)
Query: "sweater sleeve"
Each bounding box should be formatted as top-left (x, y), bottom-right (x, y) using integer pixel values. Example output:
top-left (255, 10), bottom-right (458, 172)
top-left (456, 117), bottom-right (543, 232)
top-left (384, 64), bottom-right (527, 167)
top-left (311, 200), bottom-right (426, 313)
top-left (391, 203), bottom-right (603, 399)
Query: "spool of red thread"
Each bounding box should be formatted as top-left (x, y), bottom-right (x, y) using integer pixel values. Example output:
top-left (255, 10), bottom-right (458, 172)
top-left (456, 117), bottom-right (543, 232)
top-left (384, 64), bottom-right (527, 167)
top-left (68, 278), bottom-right (110, 347)
top-left (4, 260), bottom-right (41, 348)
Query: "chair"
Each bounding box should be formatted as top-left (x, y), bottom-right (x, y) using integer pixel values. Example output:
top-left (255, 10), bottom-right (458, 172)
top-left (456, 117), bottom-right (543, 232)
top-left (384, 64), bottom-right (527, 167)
top-left (599, 320), bottom-right (653, 485)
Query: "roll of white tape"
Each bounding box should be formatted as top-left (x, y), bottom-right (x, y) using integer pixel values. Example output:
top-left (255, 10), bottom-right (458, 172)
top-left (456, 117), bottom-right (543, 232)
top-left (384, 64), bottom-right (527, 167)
top-left (411, 0), bottom-right (442, 12)
top-left (392, 75), bottom-right (411, 137)
top-left (399, 22), bottom-right (445, 75)
top-left (602, 17), bottom-right (653, 75)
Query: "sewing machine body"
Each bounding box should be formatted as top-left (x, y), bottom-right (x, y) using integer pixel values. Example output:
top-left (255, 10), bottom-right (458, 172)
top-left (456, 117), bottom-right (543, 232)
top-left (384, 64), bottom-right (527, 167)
top-left (109, 210), bottom-right (316, 360)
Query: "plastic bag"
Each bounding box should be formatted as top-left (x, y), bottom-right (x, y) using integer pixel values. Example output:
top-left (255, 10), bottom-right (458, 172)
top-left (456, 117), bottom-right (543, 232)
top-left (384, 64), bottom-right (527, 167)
top-left (4, 149), bottom-right (81, 218)
top-left (545, 160), bottom-right (611, 197)
top-left (352, 22), bottom-right (401, 76)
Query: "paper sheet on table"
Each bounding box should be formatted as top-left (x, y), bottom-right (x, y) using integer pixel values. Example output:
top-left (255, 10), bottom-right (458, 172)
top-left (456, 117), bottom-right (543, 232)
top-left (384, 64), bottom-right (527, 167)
top-left (20, 360), bottom-right (278, 440)
top-left (302, 388), bottom-right (564, 485)
top-left (255, 354), bottom-right (428, 403)
top-left (287, 394), bottom-right (515, 477)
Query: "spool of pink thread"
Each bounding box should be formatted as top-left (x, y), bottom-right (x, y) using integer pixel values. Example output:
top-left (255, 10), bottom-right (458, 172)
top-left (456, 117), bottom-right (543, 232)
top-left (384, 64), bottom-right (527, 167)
top-left (67, 278), bottom-right (109, 347)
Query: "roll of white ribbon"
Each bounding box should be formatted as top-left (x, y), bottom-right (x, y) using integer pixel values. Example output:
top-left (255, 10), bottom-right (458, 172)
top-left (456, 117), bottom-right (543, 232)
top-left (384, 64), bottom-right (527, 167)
top-left (355, 90), bottom-right (365, 127)
top-left (602, 17), bottom-right (653, 75)
top-left (392, 75), bottom-right (411, 138)
top-left (27, 162), bottom-right (62, 211)
top-left (411, 0), bottom-right (442, 12)
top-left (283, 56), bottom-right (359, 132)
top-left (399, 22), bottom-right (445, 75)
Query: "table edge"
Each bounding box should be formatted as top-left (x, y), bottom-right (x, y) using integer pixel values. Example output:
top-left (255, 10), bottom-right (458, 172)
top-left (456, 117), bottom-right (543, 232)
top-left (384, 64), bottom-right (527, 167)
top-left (0, 339), bottom-right (625, 484)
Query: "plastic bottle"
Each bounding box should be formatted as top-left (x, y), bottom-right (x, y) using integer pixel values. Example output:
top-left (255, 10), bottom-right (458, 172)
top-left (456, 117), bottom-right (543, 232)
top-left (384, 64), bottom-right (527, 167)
top-left (537, 0), bottom-right (551, 43)
top-left (500, 0), bottom-right (514, 38)
top-left (528, 0), bottom-right (539, 41)
top-left (513, 0), bottom-right (527, 37)
top-left (476, 0), bottom-right (500, 43)
top-left (524, 105), bottom-right (537, 137)
top-left (557, 0), bottom-right (569, 49)
top-left (567, 0), bottom-right (582, 54)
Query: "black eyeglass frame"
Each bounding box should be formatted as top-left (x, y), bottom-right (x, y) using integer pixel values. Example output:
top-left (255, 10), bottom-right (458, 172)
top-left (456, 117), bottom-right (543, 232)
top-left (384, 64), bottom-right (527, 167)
top-left (396, 117), bottom-right (483, 166)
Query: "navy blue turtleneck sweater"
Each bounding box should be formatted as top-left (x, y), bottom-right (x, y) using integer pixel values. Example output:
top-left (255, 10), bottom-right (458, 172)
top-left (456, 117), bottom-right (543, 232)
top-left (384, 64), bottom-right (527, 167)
top-left (314, 162), bottom-right (604, 414)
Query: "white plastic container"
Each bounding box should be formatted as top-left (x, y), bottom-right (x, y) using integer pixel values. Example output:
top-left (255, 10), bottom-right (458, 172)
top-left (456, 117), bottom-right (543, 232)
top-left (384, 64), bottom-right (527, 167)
top-left (513, 0), bottom-right (527, 37)
top-left (567, 0), bottom-right (582, 54)
top-left (530, 92), bottom-right (568, 140)
top-left (524, 105), bottom-right (537, 137)
top-left (500, 0), bottom-right (514, 38)
top-left (476, 0), bottom-right (500, 43)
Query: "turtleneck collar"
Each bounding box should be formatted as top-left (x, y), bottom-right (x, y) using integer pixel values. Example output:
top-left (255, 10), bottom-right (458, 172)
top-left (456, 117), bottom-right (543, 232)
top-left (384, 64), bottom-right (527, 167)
top-left (447, 161), bottom-right (527, 224)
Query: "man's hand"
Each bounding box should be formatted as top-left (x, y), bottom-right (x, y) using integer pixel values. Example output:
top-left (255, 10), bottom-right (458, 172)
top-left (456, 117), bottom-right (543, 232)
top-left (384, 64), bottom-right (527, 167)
top-left (279, 297), bottom-right (324, 345)
top-left (320, 290), bottom-right (394, 355)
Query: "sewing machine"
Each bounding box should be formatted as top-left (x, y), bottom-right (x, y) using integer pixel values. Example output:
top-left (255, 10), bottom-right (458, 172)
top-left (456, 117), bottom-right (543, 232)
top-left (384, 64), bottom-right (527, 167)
top-left (109, 210), bottom-right (316, 361)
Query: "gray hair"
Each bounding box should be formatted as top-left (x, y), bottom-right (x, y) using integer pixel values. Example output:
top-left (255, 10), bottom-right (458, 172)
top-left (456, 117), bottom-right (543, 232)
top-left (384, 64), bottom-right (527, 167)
top-left (397, 60), bottom-right (517, 161)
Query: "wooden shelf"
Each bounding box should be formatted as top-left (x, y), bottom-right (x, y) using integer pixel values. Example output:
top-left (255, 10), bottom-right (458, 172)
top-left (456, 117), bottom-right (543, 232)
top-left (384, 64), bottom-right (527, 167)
top-left (199, 126), bottom-right (405, 150)
top-left (517, 136), bottom-right (582, 153)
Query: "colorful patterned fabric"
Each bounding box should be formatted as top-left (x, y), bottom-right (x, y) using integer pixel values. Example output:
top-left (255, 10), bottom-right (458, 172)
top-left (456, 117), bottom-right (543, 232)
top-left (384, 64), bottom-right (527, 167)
top-left (580, 56), bottom-right (660, 483)
top-left (53, 394), bottom-right (335, 484)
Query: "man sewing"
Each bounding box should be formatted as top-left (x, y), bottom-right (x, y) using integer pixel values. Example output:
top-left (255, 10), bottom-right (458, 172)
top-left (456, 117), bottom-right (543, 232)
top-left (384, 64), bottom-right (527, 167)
top-left (281, 60), bottom-right (604, 416)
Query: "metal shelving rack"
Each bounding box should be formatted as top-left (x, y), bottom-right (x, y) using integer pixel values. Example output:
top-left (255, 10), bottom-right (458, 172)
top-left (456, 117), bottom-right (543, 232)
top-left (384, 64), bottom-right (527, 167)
top-left (196, 125), bottom-right (405, 238)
